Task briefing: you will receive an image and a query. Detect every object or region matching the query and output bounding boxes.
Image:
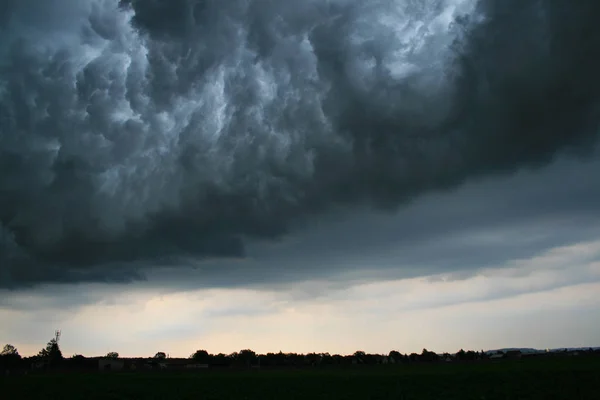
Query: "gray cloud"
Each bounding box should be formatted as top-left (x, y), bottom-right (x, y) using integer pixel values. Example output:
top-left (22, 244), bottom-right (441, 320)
top-left (135, 156), bottom-right (600, 294)
top-left (1, 0), bottom-right (600, 288)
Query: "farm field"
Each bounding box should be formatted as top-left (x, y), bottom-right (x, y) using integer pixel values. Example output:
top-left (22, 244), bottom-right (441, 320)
top-left (3, 356), bottom-right (599, 400)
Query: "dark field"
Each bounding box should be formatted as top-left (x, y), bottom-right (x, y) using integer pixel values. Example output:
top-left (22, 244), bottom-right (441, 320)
top-left (3, 356), bottom-right (599, 400)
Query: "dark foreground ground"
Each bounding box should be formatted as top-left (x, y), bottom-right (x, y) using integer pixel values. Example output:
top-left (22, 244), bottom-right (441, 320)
top-left (3, 356), bottom-right (599, 400)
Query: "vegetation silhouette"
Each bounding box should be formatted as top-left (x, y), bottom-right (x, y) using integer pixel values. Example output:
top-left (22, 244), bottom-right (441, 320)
top-left (2, 335), bottom-right (599, 375)
top-left (1, 337), bottom-right (599, 399)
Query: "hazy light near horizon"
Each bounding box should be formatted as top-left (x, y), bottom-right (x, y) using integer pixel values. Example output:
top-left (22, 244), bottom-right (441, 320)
top-left (2, 239), bottom-right (599, 357)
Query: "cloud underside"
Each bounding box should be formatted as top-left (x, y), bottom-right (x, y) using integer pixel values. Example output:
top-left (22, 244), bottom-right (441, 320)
top-left (1, 0), bottom-right (600, 287)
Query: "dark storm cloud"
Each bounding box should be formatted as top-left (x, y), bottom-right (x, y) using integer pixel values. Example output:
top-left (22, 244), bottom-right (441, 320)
top-left (1, 0), bottom-right (600, 288)
top-left (137, 156), bottom-right (600, 293)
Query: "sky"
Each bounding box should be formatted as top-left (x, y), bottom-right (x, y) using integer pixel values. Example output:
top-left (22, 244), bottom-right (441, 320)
top-left (1, 0), bottom-right (600, 357)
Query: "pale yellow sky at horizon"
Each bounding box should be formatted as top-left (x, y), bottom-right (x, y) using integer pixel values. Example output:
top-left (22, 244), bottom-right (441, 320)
top-left (2, 239), bottom-right (600, 358)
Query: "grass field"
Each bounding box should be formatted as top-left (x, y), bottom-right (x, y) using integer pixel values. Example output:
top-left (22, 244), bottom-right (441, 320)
top-left (3, 356), bottom-right (599, 399)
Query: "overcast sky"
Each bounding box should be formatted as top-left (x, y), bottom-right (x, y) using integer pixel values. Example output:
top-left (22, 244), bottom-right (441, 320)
top-left (1, 0), bottom-right (600, 357)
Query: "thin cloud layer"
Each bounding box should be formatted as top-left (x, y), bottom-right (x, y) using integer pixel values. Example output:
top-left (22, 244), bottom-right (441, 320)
top-left (1, 0), bottom-right (600, 287)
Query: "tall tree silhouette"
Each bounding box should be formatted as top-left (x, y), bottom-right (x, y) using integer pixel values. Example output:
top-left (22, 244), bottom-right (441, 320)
top-left (38, 338), bottom-right (63, 366)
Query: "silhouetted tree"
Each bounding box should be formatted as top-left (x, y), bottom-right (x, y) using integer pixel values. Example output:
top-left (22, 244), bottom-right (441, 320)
top-left (70, 354), bottom-right (86, 364)
top-left (190, 349), bottom-right (210, 363)
top-left (38, 338), bottom-right (63, 366)
top-left (262, 352), bottom-right (275, 366)
top-left (105, 352), bottom-right (119, 359)
top-left (331, 354), bottom-right (344, 365)
top-left (364, 353), bottom-right (381, 365)
top-left (420, 348), bottom-right (439, 362)
top-left (66, 354), bottom-right (91, 371)
top-left (228, 352), bottom-right (239, 366)
top-left (264, 351), bottom-right (287, 366)
top-left (238, 349), bottom-right (256, 367)
top-left (305, 352), bottom-right (320, 366)
top-left (0, 344), bottom-right (22, 370)
top-left (210, 353), bottom-right (230, 367)
top-left (1, 344), bottom-right (18, 356)
top-left (320, 352), bottom-right (333, 365)
top-left (154, 352), bottom-right (167, 360)
top-left (353, 350), bottom-right (366, 364)
top-left (287, 353), bottom-right (305, 366)
top-left (388, 350), bottom-right (402, 363)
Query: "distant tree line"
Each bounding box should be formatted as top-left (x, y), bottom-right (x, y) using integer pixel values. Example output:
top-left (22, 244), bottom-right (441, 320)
top-left (1, 336), bottom-right (64, 372)
top-left (2, 337), bottom-right (600, 374)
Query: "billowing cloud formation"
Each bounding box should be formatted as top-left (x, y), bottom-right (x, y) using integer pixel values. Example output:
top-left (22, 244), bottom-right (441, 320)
top-left (1, 0), bottom-right (600, 287)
